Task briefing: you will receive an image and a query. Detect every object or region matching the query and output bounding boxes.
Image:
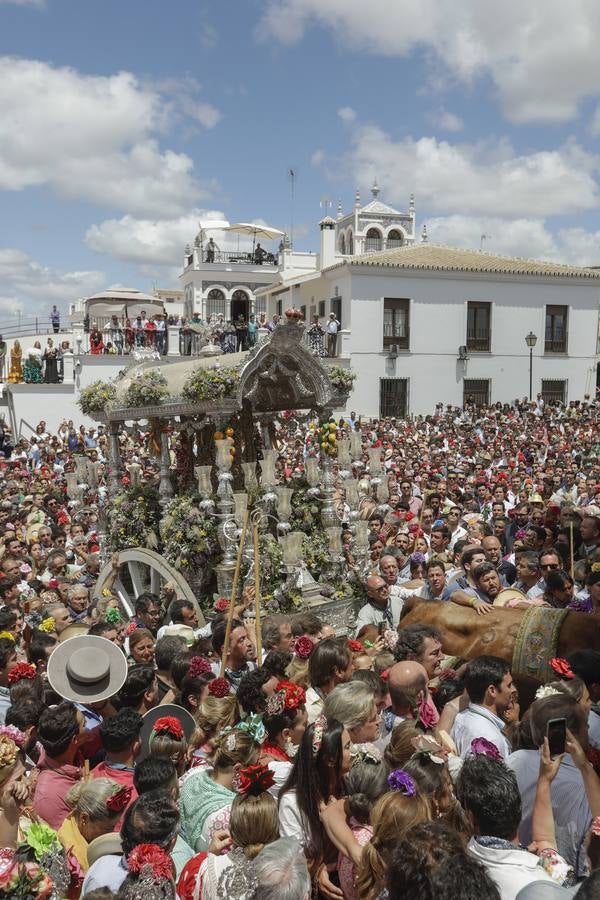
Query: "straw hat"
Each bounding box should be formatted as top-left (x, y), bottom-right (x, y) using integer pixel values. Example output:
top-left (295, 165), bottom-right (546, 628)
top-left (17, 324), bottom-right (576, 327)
top-left (47, 635), bottom-right (127, 704)
top-left (87, 833), bottom-right (122, 868)
top-left (160, 624), bottom-right (196, 646)
top-left (58, 623), bottom-right (90, 643)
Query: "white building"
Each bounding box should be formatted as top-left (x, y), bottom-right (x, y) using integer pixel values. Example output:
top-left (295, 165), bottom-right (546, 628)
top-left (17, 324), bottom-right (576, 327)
top-left (257, 192), bottom-right (600, 416)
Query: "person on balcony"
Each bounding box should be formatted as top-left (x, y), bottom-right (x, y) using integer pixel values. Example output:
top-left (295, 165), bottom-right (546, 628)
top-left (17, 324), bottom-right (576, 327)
top-left (206, 237), bottom-right (217, 263)
top-left (7, 340), bottom-right (23, 384)
top-left (326, 312), bottom-right (341, 357)
top-left (235, 315), bottom-right (247, 352)
top-left (247, 313), bottom-right (258, 348)
top-left (50, 305), bottom-right (60, 334)
top-left (90, 324), bottom-right (104, 355)
top-left (23, 340), bottom-right (42, 383)
top-left (307, 315), bottom-right (326, 357)
top-left (254, 243), bottom-right (266, 265)
top-left (44, 338), bottom-right (60, 384)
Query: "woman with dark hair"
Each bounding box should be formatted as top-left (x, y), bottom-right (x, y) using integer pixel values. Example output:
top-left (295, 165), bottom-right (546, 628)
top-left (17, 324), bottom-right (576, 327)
top-left (543, 569), bottom-right (575, 608)
top-left (278, 716), bottom-right (351, 894)
top-left (570, 569), bottom-right (600, 614)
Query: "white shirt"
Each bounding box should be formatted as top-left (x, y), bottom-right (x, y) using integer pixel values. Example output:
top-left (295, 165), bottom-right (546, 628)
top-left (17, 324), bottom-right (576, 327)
top-left (451, 703), bottom-right (511, 760)
top-left (467, 838), bottom-right (554, 900)
top-left (278, 790), bottom-right (306, 845)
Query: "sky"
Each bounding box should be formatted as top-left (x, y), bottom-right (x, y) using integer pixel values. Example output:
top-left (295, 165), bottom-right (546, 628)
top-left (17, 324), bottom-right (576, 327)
top-left (2, 0), bottom-right (600, 318)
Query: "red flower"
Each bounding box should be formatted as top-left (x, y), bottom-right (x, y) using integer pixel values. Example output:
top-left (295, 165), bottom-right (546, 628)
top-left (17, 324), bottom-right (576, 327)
top-left (127, 844), bottom-right (173, 880)
top-left (47, 578), bottom-right (59, 590)
top-left (7, 662), bottom-right (36, 684)
top-left (214, 598), bottom-right (230, 613)
top-left (208, 677), bottom-right (231, 698)
top-left (294, 636), bottom-right (314, 660)
top-left (276, 680), bottom-right (306, 711)
top-left (152, 717), bottom-right (184, 740)
top-left (188, 656), bottom-right (212, 679)
top-left (125, 621), bottom-right (139, 636)
top-left (347, 639), bottom-right (363, 653)
top-left (550, 658), bottom-right (574, 679)
top-left (106, 785), bottom-right (132, 813)
top-left (237, 763), bottom-right (276, 797)
top-left (381, 668), bottom-right (390, 682)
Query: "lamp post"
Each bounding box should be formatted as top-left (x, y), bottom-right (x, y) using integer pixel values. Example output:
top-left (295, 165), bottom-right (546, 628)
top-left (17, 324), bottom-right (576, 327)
top-left (525, 331), bottom-right (537, 400)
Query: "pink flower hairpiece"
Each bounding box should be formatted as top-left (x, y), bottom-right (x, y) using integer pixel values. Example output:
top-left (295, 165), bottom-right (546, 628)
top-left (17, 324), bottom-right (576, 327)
top-left (470, 737), bottom-right (502, 761)
top-left (0, 724), bottom-right (28, 749)
top-left (312, 714), bottom-right (327, 757)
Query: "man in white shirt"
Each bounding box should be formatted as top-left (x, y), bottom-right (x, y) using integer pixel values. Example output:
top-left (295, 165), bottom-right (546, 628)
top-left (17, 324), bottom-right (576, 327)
top-left (326, 313), bottom-right (340, 357)
top-left (452, 655), bottom-right (514, 759)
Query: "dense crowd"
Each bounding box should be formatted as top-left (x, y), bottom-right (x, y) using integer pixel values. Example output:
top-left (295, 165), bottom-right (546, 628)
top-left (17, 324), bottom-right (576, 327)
top-left (0, 397), bottom-right (597, 898)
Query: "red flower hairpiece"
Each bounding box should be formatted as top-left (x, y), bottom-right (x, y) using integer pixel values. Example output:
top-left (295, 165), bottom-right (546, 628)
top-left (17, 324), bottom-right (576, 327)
top-left (125, 621), bottom-right (139, 636)
top-left (7, 662), bottom-right (36, 684)
top-left (47, 578), bottom-right (59, 590)
top-left (294, 636), bottom-right (314, 660)
top-left (208, 677), bottom-right (231, 698)
top-left (152, 717), bottom-right (184, 741)
top-left (214, 597), bottom-right (230, 613)
top-left (106, 785), bottom-right (132, 813)
top-left (237, 763), bottom-right (276, 797)
top-left (188, 656), bottom-right (212, 679)
top-left (347, 639), bottom-right (363, 653)
top-left (381, 668), bottom-right (390, 682)
top-left (276, 680), bottom-right (306, 711)
top-left (550, 658), bottom-right (574, 679)
top-left (127, 844), bottom-right (173, 880)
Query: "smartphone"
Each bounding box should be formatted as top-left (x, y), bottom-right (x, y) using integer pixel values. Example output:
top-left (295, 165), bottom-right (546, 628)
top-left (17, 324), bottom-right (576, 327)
top-left (546, 717), bottom-right (567, 757)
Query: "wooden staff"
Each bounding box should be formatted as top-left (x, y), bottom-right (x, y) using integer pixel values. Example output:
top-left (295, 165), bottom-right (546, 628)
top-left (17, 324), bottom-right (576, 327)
top-left (219, 510), bottom-right (251, 678)
top-left (253, 523), bottom-right (262, 664)
top-left (569, 520), bottom-right (575, 579)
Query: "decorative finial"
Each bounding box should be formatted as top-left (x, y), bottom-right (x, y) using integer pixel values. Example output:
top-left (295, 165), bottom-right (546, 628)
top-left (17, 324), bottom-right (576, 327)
top-left (409, 193), bottom-right (415, 212)
top-left (337, 199), bottom-right (343, 220)
top-left (371, 179), bottom-right (380, 199)
top-left (421, 224), bottom-right (428, 243)
top-left (185, 243), bottom-right (191, 254)
top-left (355, 188), bottom-right (361, 208)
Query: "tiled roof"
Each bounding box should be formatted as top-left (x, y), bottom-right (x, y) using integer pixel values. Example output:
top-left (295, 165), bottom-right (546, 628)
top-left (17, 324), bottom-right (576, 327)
top-left (327, 243), bottom-right (600, 279)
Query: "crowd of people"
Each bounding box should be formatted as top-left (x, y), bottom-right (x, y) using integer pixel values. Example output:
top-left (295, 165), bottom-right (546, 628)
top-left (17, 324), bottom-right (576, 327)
top-left (0, 398), bottom-right (597, 897)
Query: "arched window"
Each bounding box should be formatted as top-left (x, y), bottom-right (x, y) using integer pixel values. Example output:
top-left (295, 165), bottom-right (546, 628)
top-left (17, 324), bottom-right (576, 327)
top-left (347, 231), bottom-right (354, 255)
top-left (340, 234), bottom-right (346, 255)
top-left (206, 288), bottom-right (225, 319)
top-left (387, 229), bottom-right (403, 249)
top-left (231, 289), bottom-right (249, 321)
top-left (365, 228), bottom-right (382, 253)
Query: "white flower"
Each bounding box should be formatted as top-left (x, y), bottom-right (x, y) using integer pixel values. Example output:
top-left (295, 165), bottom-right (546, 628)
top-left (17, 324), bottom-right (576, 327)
top-left (535, 685), bottom-right (562, 701)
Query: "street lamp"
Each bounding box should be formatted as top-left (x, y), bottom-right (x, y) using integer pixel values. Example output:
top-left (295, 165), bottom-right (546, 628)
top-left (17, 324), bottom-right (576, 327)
top-left (525, 331), bottom-right (537, 400)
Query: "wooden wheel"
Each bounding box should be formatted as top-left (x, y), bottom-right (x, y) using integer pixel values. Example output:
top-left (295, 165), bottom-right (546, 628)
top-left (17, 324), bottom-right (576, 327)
top-left (95, 548), bottom-right (205, 625)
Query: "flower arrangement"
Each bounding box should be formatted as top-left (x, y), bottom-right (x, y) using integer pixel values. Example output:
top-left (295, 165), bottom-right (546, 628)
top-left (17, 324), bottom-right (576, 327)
top-left (78, 379), bottom-right (117, 415)
top-left (152, 717), bottom-right (184, 741)
top-left (182, 366), bottom-right (240, 403)
top-left (208, 677), bottom-right (231, 698)
top-left (109, 486), bottom-right (161, 552)
top-left (387, 769), bottom-right (417, 796)
top-left (8, 663), bottom-right (36, 685)
top-left (160, 496), bottom-right (219, 582)
top-left (328, 365), bottom-right (356, 393)
top-left (470, 737), bottom-right (502, 761)
top-left (237, 764), bottom-right (276, 796)
top-left (123, 370), bottom-right (169, 408)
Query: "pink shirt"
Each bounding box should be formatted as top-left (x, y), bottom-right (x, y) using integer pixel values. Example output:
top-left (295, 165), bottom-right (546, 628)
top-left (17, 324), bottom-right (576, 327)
top-left (338, 818), bottom-right (373, 900)
top-left (90, 762), bottom-right (138, 829)
top-left (33, 750), bottom-right (82, 830)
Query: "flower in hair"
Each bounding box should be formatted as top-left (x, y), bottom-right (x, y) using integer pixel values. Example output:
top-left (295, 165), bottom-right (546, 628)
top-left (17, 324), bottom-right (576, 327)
top-left (152, 717), bottom-right (184, 741)
top-left (106, 785), bottom-right (132, 813)
top-left (550, 658), bottom-right (574, 679)
top-left (38, 617), bottom-right (55, 634)
top-left (276, 680), bottom-right (306, 711)
top-left (8, 662), bottom-right (36, 684)
top-left (387, 769), bottom-right (417, 796)
top-left (591, 816), bottom-right (600, 838)
top-left (591, 562), bottom-right (600, 574)
top-left (294, 636), bottom-right (314, 660)
top-left (535, 684), bottom-right (562, 701)
top-left (347, 639), bottom-right (363, 653)
top-left (0, 631), bottom-right (15, 643)
top-left (265, 691), bottom-right (285, 717)
top-left (0, 724), bottom-right (28, 749)
top-left (19, 563), bottom-right (31, 575)
top-left (415, 697), bottom-right (438, 730)
top-left (237, 713), bottom-right (266, 745)
top-left (208, 677), bottom-right (231, 698)
top-left (125, 621), bottom-right (139, 636)
top-left (237, 763), bottom-right (276, 797)
top-left (127, 844), bottom-right (173, 880)
top-left (470, 737), bottom-right (502, 761)
top-left (47, 578), bottom-right (59, 590)
top-left (214, 597), bottom-right (230, 613)
top-left (188, 656), bottom-right (212, 679)
top-left (411, 734), bottom-right (446, 764)
top-left (312, 714), bottom-right (327, 757)
top-left (105, 607), bottom-right (121, 625)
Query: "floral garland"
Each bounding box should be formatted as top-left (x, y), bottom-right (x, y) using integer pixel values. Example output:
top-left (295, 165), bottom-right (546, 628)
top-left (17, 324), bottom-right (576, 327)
top-left (109, 486), bottom-right (161, 552)
top-left (160, 496), bottom-right (219, 587)
top-left (78, 379), bottom-right (117, 415)
top-left (182, 366), bottom-right (240, 403)
top-left (122, 370), bottom-right (169, 408)
top-left (328, 365), bottom-right (356, 393)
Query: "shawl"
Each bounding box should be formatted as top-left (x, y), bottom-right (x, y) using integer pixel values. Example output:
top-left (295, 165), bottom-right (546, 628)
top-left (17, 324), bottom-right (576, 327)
top-left (179, 769), bottom-right (234, 852)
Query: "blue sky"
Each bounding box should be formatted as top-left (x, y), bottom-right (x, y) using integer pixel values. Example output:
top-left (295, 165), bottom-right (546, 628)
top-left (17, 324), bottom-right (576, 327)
top-left (2, 0), bottom-right (600, 316)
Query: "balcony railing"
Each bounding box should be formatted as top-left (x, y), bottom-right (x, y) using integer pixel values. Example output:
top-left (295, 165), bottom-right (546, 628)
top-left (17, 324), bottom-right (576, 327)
top-left (364, 239), bottom-right (383, 254)
top-left (200, 249), bottom-right (279, 267)
top-left (544, 337), bottom-right (567, 353)
top-left (466, 333), bottom-right (491, 352)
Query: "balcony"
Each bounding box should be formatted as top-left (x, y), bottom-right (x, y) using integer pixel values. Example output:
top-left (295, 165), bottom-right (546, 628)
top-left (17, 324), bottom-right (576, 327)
top-left (188, 249), bottom-right (279, 269)
top-left (544, 337), bottom-right (567, 354)
top-left (466, 332), bottom-right (491, 352)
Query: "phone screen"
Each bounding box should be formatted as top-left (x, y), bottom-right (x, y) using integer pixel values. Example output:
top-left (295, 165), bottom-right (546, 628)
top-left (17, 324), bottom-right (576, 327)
top-left (547, 717), bottom-right (567, 757)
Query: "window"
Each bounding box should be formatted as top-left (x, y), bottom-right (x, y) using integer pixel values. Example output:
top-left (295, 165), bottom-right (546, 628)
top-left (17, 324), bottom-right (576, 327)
top-left (541, 379), bottom-right (567, 404)
top-left (206, 288), bottom-right (225, 319)
top-left (383, 299), bottom-right (410, 350)
top-left (467, 302), bottom-right (491, 351)
top-left (331, 297), bottom-right (342, 325)
top-left (365, 228), bottom-right (382, 253)
top-left (380, 378), bottom-right (408, 417)
top-left (254, 295), bottom-right (266, 315)
top-left (387, 229), bottom-right (403, 249)
top-left (463, 379), bottom-right (490, 407)
top-left (545, 305), bottom-right (568, 353)
top-left (318, 301), bottom-right (326, 318)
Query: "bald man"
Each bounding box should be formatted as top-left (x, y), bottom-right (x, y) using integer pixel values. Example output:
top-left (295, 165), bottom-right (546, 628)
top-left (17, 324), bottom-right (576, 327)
top-left (354, 574), bottom-right (404, 636)
top-left (376, 660), bottom-right (429, 751)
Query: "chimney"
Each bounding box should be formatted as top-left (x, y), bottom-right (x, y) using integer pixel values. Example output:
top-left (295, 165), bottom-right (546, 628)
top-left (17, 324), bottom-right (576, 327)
top-left (319, 217), bottom-right (336, 269)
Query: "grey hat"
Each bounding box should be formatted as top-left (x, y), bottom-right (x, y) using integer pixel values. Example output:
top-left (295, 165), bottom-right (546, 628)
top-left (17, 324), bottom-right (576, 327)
top-left (47, 634), bottom-right (128, 704)
top-left (86, 832), bottom-right (122, 867)
top-left (138, 703), bottom-right (196, 762)
top-left (515, 882), bottom-right (578, 899)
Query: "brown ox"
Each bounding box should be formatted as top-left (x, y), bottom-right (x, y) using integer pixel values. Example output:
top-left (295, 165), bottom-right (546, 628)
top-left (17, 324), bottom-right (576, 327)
top-left (397, 600), bottom-right (600, 674)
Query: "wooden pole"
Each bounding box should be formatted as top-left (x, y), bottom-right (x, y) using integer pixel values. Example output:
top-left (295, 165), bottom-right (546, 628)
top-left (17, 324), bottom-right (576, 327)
top-left (253, 523), bottom-right (262, 664)
top-left (569, 521), bottom-right (575, 579)
top-left (219, 510), bottom-right (250, 678)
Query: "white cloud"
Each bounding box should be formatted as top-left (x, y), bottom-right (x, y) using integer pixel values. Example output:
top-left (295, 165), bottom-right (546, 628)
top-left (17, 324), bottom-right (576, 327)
top-left (0, 57), bottom-right (212, 217)
top-left (338, 106), bottom-right (357, 123)
top-left (346, 124), bottom-right (600, 217)
top-left (85, 209), bottom-right (236, 266)
top-left (311, 148), bottom-right (325, 166)
top-left (190, 102), bottom-right (222, 129)
top-left (260, 0), bottom-right (600, 124)
top-left (0, 248), bottom-right (105, 313)
top-left (428, 108), bottom-right (463, 132)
